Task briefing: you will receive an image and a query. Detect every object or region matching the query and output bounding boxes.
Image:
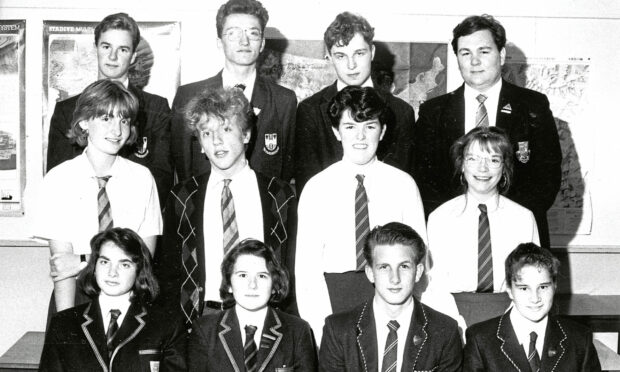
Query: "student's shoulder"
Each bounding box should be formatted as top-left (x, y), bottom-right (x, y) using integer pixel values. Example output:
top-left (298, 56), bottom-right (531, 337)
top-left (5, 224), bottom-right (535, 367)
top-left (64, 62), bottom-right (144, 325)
top-left (428, 195), bottom-right (465, 220)
top-left (174, 77), bottom-right (219, 100)
top-left (273, 308), bottom-right (312, 330)
top-left (420, 301), bottom-right (459, 331)
top-left (298, 84), bottom-right (333, 108)
top-left (50, 302), bottom-right (91, 325)
top-left (259, 77), bottom-right (297, 102)
top-left (551, 316), bottom-right (593, 339)
top-left (324, 302), bottom-right (369, 330)
top-left (119, 157), bottom-right (154, 177)
top-left (465, 314), bottom-right (503, 339)
top-left (377, 161), bottom-right (417, 185)
top-left (499, 195), bottom-right (535, 217)
top-left (138, 89), bottom-right (170, 108)
top-left (54, 93), bottom-right (80, 111)
top-left (383, 92), bottom-right (414, 115)
top-left (170, 172), bottom-right (210, 195)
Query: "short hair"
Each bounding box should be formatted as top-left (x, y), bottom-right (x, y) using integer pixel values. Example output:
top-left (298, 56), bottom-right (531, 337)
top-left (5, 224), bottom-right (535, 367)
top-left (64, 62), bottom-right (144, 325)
top-left (505, 243), bottom-right (561, 287)
top-left (94, 13), bottom-right (141, 52)
top-left (67, 79), bottom-right (139, 147)
top-left (451, 14), bottom-right (506, 55)
top-left (324, 12), bottom-right (375, 52)
top-left (219, 239), bottom-right (289, 308)
top-left (363, 222), bottom-right (426, 267)
top-left (82, 228), bottom-right (159, 304)
top-left (450, 126), bottom-right (514, 195)
top-left (184, 87), bottom-right (256, 136)
top-left (328, 86), bottom-right (392, 130)
top-left (215, 0), bottom-right (269, 38)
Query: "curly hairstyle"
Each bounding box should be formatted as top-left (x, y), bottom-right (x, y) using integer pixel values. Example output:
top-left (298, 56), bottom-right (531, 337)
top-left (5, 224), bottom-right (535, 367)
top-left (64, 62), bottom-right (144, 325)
top-left (324, 11), bottom-right (374, 51)
top-left (328, 85), bottom-right (392, 130)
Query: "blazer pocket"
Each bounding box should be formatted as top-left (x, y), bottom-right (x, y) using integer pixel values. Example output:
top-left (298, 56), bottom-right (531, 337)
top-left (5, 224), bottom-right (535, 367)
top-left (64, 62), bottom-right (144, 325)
top-left (138, 349), bottom-right (162, 372)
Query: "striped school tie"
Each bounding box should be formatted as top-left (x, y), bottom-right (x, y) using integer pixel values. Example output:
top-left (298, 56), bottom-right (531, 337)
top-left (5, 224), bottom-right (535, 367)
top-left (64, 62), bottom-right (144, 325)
top-left (355, 174), bottom-right (370, 271)
top-left (244, 325), bottom-right (258, 372)
top-left (97, 176), bottom-right (113, 232)
top-left (528, 331), bottom-right (541, 372)
top-left (106, 309), bottom-right (121, 358)
top-left (476, 94), bottom-right (489, 127)
top-left (221, 179), bottom-right (240, 254)
top-left (381, 320), bottom-right (400, 372)
top-left (477, 204), bottom-right (493, 292)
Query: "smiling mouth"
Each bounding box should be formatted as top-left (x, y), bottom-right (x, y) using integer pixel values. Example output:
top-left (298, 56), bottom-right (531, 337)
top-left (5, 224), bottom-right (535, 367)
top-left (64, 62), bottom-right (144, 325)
top-left (106, 137), bottom-right (123, 143)
top-left (352, 144), bottom-right (368, 149)
top-left (473, 176), bottom-right (491, 181)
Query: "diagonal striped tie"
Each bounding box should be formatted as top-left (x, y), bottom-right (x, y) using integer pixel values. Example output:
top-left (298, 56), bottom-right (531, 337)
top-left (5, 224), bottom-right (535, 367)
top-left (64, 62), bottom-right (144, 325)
top-left (244, 325), bottom-right (258, 372)
top-left (97, 176), bottom-right (113, 232)
top-left (528, 331), bottom-right (541, 372)
top-left (106, 309), bottom-right (121, 358)
top-left (381, 320), bottom-right (400, 372)
top-left (355, 174), bottom-right (370, 271)
top-left (221, 179), bottom-right (240, 254)
top-left (477, 204), bottom-right (493, 293)
top-left (476, 94), bottom-right (490, 127)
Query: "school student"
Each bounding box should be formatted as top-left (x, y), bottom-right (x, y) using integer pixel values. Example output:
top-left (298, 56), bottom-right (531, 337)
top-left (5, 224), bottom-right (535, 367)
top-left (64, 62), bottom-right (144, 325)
top-left (40, 228), bottom-right (187, 372)
top-left (187, 239), bottom-right (317, 372)
top-left (463, 243), bottom-right (601, 372)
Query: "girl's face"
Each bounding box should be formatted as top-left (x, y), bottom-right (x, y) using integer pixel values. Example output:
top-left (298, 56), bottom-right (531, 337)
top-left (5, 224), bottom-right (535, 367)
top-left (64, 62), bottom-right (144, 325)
top-left (462, 140), bottom-right (504, 199)
top-left (95, 241), bottom-right (137, 297)
top-left (229, 254), bottom-right (273, 312)
top-left (79, 109), bottom-right (131, 157)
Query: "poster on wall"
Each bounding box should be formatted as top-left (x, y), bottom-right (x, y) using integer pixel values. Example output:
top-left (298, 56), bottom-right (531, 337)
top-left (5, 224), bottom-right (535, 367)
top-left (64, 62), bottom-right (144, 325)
top-left (42, 20), bottom-right (181, 172)
top-left (0, 20), bottom-right (25, 216)
top-left (259, 38), bottom-right (448, 116)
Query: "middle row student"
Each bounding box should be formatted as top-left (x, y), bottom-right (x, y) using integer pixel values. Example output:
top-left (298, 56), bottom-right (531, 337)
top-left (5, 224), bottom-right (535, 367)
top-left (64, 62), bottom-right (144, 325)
top-left (157, 87), bottom-right (296, 325)
top-left (295, 85), bottom-right (426, 344)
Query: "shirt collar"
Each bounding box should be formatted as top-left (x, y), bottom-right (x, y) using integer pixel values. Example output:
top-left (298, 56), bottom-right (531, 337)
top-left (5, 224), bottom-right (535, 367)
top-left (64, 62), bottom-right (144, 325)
top-left (464, 78), bottom-right (502, 102)
top-left (336, 76), bottom-right (374, 92)
top-left (208, 160), bottom-right (252, 189)
top-left (372, 295), bottom-right (414, 332)
top-left (99, 291), bottom-right (132, 320)
top-left (80, 148), bottom-right (122, 179)
top-left (462, 193), bottom-right (503, 214)
top-left (337, 157), bottom-right (379, 178)
top-left (222, 68), bottom-right (256, 101)
top-left (235, 304), bottom-right (268, 332)
top-left (509, 306), bottom-right (548, 348)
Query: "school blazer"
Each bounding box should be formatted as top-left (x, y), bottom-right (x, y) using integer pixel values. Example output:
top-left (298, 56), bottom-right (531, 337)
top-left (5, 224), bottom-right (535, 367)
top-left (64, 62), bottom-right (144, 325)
top-left (46, 84), bottom-right (173, 207)
top-left (319, 298), bottom-right (463, 372)
top-left (413, 80), bottom-right (562, 246)
top-left (463, 309), bottom-right (601, 372)
top-left (188, 307), bottom-right (317, 372)
top-left (155, 170), bottom-right (297, 324)
top-left (169, 71), bottom-right (297, 182)
top-left (39, 299), bottom-right (187, 372)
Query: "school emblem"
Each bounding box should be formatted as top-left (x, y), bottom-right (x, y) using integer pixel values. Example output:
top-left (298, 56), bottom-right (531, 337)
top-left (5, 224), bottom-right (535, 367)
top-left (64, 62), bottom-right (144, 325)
top-left (516, 141), bottom-right (530, 163)
top-left (263, 133), bottom-right (279, 155)
top-left (134, 136), bottom-right (149, 158)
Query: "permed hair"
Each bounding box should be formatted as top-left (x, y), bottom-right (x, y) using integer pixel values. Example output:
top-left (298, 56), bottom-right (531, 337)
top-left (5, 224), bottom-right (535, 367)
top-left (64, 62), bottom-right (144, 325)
top-left (328, 85), bottom-right (391, 130)
top-left (324, 11), bottom-right (374, 52)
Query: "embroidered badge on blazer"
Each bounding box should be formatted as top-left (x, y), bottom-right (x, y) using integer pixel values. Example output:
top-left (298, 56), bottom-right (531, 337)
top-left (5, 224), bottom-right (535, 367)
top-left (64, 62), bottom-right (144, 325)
top-left (263, 133), bottom-right (279, 155)
top-left (501, 103), bottom-right (512, 114)
top-left (516, 141), bottom-right (530, 163)
top-left (135, 136), bottom-right (149, 158)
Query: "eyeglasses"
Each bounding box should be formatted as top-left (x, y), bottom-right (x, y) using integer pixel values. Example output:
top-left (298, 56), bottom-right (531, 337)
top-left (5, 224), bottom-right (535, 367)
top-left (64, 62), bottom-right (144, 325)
top-left (223, 27), bottom-right (262, 41)
top-left (464, 154), bottom-right (503, 169)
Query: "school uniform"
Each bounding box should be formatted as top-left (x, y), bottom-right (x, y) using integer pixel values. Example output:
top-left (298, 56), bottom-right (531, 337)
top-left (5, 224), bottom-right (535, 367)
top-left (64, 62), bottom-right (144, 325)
top-left (413, 80), bottom-right (562, 246)
top-left (319, 298), bottom-right (463, 372)
top-left (39, 299), bottom-right (187, 372)
top-left (46, 84), bottom-right (173, 207)
top-left (463, 309), bottom-right (601, 372)
top-left (188, 307), bottom-right (317, 372)
top-left (169, 71), bottom-right (297, 182)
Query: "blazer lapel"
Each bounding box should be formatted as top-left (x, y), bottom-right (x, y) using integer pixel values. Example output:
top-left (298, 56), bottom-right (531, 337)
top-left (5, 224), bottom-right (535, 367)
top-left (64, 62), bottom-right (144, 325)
top-left (496, 310), bottom-right (531, 372)
top-left (496, 80), bottom-right (521, 138)
top-left (109, 302), bottom-right (148, 367)
top-left (402, 298), bottom-right (429, 371)
top-left (81, 300), bottom-right (110, 372)
top-left (448, 85), bottom-right (467, 138)
top-left (540, 317), bottom-right (567, 372)
top-left (257, 308), bottom-right (283, 372)
top-left (218, 309), bottom-right (245, 372)
top-left (355, 302), bottom-right (378, 372)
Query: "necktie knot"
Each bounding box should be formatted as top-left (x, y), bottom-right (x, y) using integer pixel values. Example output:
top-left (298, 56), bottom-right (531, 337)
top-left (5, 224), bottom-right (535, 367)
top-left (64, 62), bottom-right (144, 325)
top-left (476, 94), bottom-right (487, 104)
top-left (234, 83), bottom-right (246, 91)
top-left (110, 309), bottom-right (121, 320)
top-left (223, 179), bottom-right (231, 187)
top-left (387, 320), bottom-right (400, 331)
top-left (245, 324), bottom-right (257, 337)
top-left (530, 331), bottom-right (538, 343)
top-left (356, 174), bottom-right (365, 185)
top-left (478, 203), bottom-right (487, 214)
top-left (97, 176), bottom-right (111, 188)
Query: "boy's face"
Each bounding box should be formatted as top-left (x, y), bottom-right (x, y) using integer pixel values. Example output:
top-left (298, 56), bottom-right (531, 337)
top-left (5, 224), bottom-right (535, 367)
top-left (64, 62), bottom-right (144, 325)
top-left (507, 264), bottom-right (556, 323)
top-left (229, 254), bottom-right (273, 312)
top-left (95, 241), bottom-right (137, 297)
top-left (96, 29), bottom-right (136, 82)
top-left (196, 114), bottom-right (250, 178)
top-left (365, 243), bottom-right (424, 308)
top-left (328, 32), bottom-right (374, 86)
top-left (79, 110), bottom-right (131, 157)
top-left (456, 29), bottom-right (505, 93)
top-left (332, 109), bottom-right (385, 166)
top-left (218, 13), bottom-right (265, 69)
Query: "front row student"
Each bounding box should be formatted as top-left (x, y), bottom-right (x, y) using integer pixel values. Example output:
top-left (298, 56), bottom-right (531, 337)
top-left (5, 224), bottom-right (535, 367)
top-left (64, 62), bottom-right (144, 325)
top-left (320, 222), bottom-right (463, 372)
top-left (463, 243), bottom-right (601, 372)
top-left (40, 228), bottom-right (187, 372)
top-left (188, 239), bottom-right (317, 372)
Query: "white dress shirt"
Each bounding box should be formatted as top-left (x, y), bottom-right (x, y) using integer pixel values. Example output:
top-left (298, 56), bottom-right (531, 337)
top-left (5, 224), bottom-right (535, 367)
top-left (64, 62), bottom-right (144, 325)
top-left (99, 292), bottom-right (132, 333)
top-left (373, 298), bottom-right (414, 372)
top-left (203, 162), bottom-right (264, 302)
top-left (222, 68), bottom-right (256, 103)
top-left (427, 194), bottom-right (539, 293)
top-left (236, 305), bottom-right (268, 347)
top-left (35, 151), bottom-right (162, 254)
top-left (336, 76), bottom-right (374, 91)
top-left (510, 306), bottom-right (548, 358)
top-left (464, 79), bottom-right (502, 132)
top-left (295, 159), bottom-right (427, 343)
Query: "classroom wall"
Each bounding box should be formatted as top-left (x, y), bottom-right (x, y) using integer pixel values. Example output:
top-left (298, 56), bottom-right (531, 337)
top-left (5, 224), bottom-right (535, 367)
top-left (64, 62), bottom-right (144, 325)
top-left (1, 0), bottom-right (619, 356)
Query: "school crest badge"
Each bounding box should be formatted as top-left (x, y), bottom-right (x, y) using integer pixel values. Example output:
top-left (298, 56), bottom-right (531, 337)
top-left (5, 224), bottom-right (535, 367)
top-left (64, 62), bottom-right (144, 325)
top-left (263, 133), bottom-right (279, 155)
top-left (134, 136), bottom-right (149, 158)
top-left (516, 141), bottom-right (530, 163)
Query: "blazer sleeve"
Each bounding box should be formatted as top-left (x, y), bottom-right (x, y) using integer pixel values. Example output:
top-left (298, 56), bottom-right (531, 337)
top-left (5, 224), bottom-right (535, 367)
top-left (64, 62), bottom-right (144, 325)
top-left (145, 96), bottom-right (173, 207)
top-left (294, 101), bottom-right (322, 194)
top-left (187, 321), bottom-right (210, 372)
top-left (160, 315), bottom-right (189, 372)
top-left (292, 320), bottom-right (318, 372)
top-left (39, 317), bottom-right (65, 372)
top-left (47, 101), bottom-right (74, 172)
top-left (438, 321), bottom-right (464, 372)
top-left (581, 331), bottom-right (602, 372)
top-left (170, 89), bottom-right (192, 182)
top-left (279, 91), bottom-right (298, 183)
top-left (318, 318), bottom-right (345, 372)
top-left (462, 328), bottom-right (486, 372)
top-left (381, 97), bottom-right (416, 177)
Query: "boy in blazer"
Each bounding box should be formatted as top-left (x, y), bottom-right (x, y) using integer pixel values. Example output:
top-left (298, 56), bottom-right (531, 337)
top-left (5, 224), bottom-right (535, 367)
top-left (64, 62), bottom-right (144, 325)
top-left (157, 87), bottom-right (296, 326)
top-left (170, 0), bottom-right (297, 182)
top-left (188, 239), bottom-right (317, 372)
top-left (319, 223), bottom-right (462, 372)
top-left (463, 243), bottom-right (601, 372)
top-left (40, 228), bottom-right (187, 372)
top-left (413, 14), bottom-right (562, 247)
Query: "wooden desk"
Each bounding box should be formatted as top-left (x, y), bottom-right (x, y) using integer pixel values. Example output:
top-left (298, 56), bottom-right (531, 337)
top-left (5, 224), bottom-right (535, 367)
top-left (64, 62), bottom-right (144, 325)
top-left (0, 332), bottom-right (43, 371)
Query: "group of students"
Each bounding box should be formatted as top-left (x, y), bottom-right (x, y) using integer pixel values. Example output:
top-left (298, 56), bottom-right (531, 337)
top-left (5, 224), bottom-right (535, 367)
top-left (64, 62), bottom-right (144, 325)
top-left (33, 0), bottom-right (595, 371)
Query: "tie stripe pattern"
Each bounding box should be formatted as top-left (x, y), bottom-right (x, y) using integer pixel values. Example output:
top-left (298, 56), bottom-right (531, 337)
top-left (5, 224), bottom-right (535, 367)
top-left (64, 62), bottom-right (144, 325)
top-left (97, 176), bottom-right (113, 232)
top-left (244, 325), bottom-right (258, 372)
top-left (528, 331), bottom-right (541, 372)
top-left (477, 204), bottom-right (493, 293)
top-left (476, 94), bottom-right (490, 127)
top-left (106, 309), bottom-right (121, 358)
top-left (381, 320), bottom-right (400, 372)
top-left (221, 179), bottom-right (240, 254)
top-left (355, 174), bottom-right (370, 271)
